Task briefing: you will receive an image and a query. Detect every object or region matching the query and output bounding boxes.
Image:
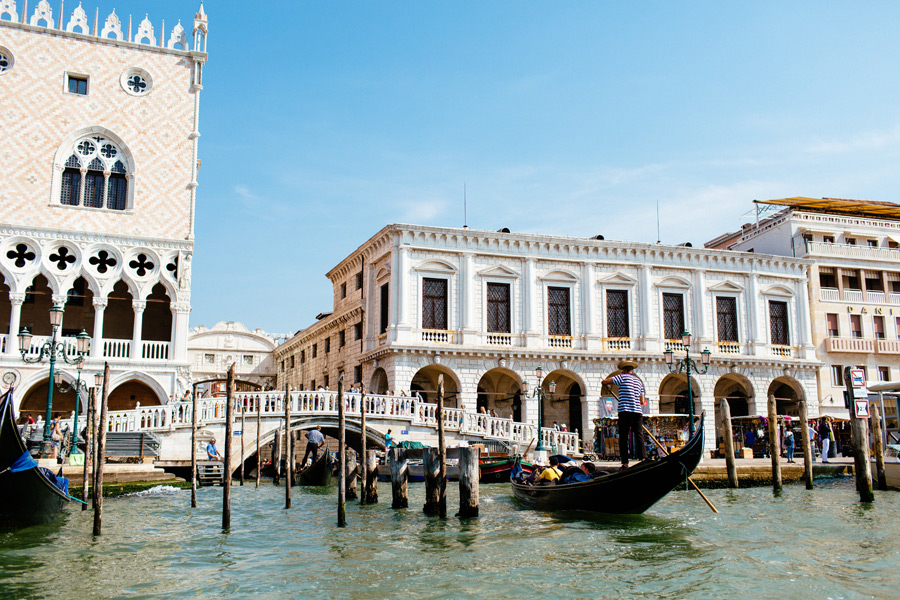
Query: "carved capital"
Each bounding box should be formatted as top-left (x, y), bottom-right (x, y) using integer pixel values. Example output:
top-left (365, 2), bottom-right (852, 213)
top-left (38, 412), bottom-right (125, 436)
top-left (93, 297), bottom-right (109, 309)
top-left (132, 300), bottom-right (147, 313)
top-left (8, 293), bottom-right (26, 306)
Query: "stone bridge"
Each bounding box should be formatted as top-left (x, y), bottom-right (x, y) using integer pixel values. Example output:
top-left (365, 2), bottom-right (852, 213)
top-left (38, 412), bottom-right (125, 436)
top-left (101, 390), bottom-right (581, 467)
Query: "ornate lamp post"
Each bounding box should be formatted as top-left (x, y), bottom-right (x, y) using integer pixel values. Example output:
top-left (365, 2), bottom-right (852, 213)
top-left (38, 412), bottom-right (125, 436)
top-left (53, 364), bottom-right (92, 455)
top-left (521, 366), bottom-right (556, 452)
top-left (18, 305), bottom-right (91, 458)
top-left (663, 330), bottom-right (711, 437)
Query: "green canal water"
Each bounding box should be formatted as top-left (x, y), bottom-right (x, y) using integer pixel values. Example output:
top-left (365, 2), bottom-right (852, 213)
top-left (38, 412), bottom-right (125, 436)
top-left (1, 477), bottom-right (899, 600)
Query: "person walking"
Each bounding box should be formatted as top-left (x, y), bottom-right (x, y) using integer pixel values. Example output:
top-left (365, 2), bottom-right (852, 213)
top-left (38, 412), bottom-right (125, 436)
top-left (818, 417), bottom-right (833, 463)
top-left (784, 427), bottom-right (795, 463)
top-left (602, 360), bottom-right (646, 470)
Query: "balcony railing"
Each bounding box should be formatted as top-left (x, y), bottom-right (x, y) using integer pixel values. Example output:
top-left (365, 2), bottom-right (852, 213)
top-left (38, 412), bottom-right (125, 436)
top-left (820, 288), bottom-right (840, 302)
top-left (421, 329), bottom-right (453, 343)
top-left (806, 241), bottom-right (900, 262)
top-left (665, 340), bottom-right (686, 352)
top-left (824, 337), bottom-right (874, 353)
top-left (843, 289), bottom-right (864, 302)
top-left (820, 287), bottom-right (900, 304)
top-left (141, 341), bottom-right (170, 360)
top-left (21, 335), bottom-right (81, 359)
top-left (717, 341), bottom-right (741, 354)
top-left (772, 345), bottom-right (792, 358)
top-left (876, 339), bottom-right (900, 355)
top-left (486, 333), bottom-right (512, 346)
top-left (103, 339), bottom-right (131, 359)
top-left (548, 335), bottom-right (573, 349)
top-left (604, 337), bottom-right (631, 351)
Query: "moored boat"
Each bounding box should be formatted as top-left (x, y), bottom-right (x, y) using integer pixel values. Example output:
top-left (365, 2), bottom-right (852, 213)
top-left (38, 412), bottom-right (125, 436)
top-left (296, 452), bottom-right (334, 486)
top-left (511, 414), bottom-right (705, 514)
top-left (0, 389), bottom-right (72, 528)
top-left (480, 456), bottom-right (532, 484)
top-left (876, 444), bottom-right (900, 491)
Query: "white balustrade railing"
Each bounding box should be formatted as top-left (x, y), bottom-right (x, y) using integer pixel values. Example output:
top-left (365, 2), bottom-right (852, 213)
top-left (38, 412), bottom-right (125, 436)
top-left (103, 338), bottom-right (131, 358)
top-left (819, 287), bottom-right (840, 302)
top-left (141, 340), bottom-right (170, 360)
top-left (0, 333), bottom-right (6, 353)
top-left (96, 389), bottom-right (580, 451)
top-left (22, 335), bottom-right (81, 358)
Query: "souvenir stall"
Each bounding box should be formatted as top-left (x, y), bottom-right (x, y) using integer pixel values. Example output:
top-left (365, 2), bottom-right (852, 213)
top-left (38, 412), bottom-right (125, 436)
top-left (593, 414), bottom-right (691, 461)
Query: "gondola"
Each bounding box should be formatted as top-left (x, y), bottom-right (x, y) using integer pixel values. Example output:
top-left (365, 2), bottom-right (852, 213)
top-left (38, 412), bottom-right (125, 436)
top-left (296, 451), bottom-right (334, 486)
top-left (480, 456), bottom-right (532, 484)
top-left (511, 414), bottom-right (705, 514)
top-left (0, 389), bottom-right (72, 528)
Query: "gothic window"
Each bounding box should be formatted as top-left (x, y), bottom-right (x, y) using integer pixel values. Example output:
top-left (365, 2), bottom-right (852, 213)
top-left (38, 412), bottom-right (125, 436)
top-left (380, 283), bottom-right (389, 335)
top-left (716, 297), bottom-right (738, 342)
top-left (0, 47), bottom-right (13, 74)
top-left (422, 278), bottom-right (448, 330)
top-left (769, 301), bottom-right (790, 346)
top-left (663, 293), bottom-right (685, 340)
top-left (55, 133), bottom-right (131, 210)
top-left (487, 282), bottom-right (511, 333)
top-left (121, 68), bottom-right (153, 96)
top-left (606, 290), bottom-right (629, 338)
top-left (547, 287), bottom-right (571, 336)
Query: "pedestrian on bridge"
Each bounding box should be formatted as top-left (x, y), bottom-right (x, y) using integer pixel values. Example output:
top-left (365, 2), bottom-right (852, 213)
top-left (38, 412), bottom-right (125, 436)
top-left (302, 426), bottom-right (326, 466)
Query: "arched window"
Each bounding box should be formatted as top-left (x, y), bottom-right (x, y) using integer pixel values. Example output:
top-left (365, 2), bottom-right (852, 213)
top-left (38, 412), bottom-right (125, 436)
top-left (53, 131), bottom-right (133, 210)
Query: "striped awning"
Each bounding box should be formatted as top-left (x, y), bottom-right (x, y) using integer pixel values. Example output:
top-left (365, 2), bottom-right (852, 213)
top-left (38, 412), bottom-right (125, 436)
top-left (756, 197), bottom-right (900, 221)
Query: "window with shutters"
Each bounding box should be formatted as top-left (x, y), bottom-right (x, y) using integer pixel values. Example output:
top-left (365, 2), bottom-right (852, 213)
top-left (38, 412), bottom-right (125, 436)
top-left (874, 315), bottom-right (885, 340)
top-left (769, 301), bottom-right (790, 346)
top-left (379, 283), bottom-right (389, 334)
top-left (547, 287), bottom-right (571, 336)
top-left (606, 290), bottom-right (629, 338)
top-left (663, 293), bottom-right (685, 340)
top-left (422, 278), bottom-right (448, 330)
top-left (716, 297), bottom-right (738, 342)
top-left (826, 313), bottom-right (839, 337)
top-left (487, 282), bottom-right (511, 333)
top-left (850, 314), bottom-right (862, 339)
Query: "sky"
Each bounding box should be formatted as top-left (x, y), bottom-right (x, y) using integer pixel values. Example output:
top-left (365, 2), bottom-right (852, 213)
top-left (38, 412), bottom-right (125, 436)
top-left (87, 1), bottom-right (900, 336)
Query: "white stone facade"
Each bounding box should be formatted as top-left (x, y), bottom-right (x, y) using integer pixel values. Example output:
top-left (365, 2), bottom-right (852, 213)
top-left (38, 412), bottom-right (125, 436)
top-left (277, 224), bottom-right (821, 452)
top-left (711, 198), bottom-right (900, 425)
top-left (188, 321), bottom-right (278, 397)
top-left (0, 4), bottom-right (208, 415)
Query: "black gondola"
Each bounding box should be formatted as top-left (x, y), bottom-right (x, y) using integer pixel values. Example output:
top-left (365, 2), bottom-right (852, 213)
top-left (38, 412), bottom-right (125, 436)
top-left (0, 389), bottom-right (72, 528)
top-left (511, 414), bottom-right (705, 514)
top-left (296, 452), bottom-right (334, 486)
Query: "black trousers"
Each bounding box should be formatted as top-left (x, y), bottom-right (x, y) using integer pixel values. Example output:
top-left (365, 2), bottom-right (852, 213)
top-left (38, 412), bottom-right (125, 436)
top-left (301, 442), bottom-right (319, 466)
top-left (618, 411), bottom-right (646, 463)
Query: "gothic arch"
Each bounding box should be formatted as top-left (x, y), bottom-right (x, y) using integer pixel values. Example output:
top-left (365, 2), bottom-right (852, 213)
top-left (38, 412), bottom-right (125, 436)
top-left (50, 127), bottom-right (136, 211)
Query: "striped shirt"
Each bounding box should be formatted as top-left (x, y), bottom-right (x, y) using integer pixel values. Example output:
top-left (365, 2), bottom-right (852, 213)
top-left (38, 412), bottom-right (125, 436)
top-left (612, 373), bottom-right (644, 414)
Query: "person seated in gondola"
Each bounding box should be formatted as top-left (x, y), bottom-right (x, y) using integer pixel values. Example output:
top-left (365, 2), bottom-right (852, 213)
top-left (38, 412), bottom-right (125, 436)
top-left (561, 461), bottom-right (598, 483)
top-left (538, 456), bottom-right (563, 483)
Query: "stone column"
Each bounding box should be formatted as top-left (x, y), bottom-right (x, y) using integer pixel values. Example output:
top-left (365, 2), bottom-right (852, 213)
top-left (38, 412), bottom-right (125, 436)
top-left (171, 302), bottom-right (191, 362)
top-left (582, 263), bottom-right (598, 350)
top-left (640, 264), bottom-right (656, 352)
top-left (397, 244), bottom-right (409, 329)
top-left (6, 293), bottom-right (24, 356)
top-left (748, 272), bottom-right (761, 354)
top-left (797, 277), bottom-right (813, 359)
top-left (460, 252), bottom-right (476, 344)
top-left (131, 300), bottom-right (146, 360)
top-left (693, 270), bottom-right (708, 344)
top-left (524, 258), bottom-right (538, 345)
top-left (91, 297), bottom-right (107, 359)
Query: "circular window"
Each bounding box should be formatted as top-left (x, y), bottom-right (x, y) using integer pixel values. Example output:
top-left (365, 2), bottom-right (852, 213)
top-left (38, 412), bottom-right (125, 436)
top-left (0, 47), bottom-right (14, 75)
top-left (120, 67), bottom-right (153, 96)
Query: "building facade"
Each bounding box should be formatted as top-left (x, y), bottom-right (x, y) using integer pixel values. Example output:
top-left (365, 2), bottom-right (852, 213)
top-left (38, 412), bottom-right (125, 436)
top-left (188, 321), bottom-right (278, 397)
top-left (0, 2), bottom-right (208, 414)
top-left (708, 197), bottom-right (900, 428)
top-left (275, 224), bottom-right (820, 451)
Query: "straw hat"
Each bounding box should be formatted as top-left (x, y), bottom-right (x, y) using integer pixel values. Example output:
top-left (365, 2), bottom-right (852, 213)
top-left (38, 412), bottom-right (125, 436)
top-left (617, 360), bottom-right (638, 370)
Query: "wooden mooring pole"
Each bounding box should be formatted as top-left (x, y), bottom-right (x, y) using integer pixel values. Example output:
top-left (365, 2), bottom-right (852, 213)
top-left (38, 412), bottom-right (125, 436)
top-left (240, 401), bottom-right (245, 486)
top-left (273, 417), bottom-right (282, 486)
top-left (80, 387), bottom-right (94, 511)
top-left (360, 386), bottom-right (370, 504)
top-left (799, 400), bottom-right (813, 490)
top-left (366, 449), bottom-right (378, 503)
top-left (255, 394), bottom-right (261, 488)
top-left (223, 364), bottom-right (234, 529)
top-left (844, 368), bottom-right (874, 502)
top-left (284, 385), bottom-right (292, 509)
top-left (92, 362), bottom-right (110, 536)
top-left (423, 447), bottom-right (441, 515)
top-left (191, 380), bottom-right (198, 508)
top-left (390, 447), bottom-right (408, 509)
top-left (871, 403), bottom-right (887, 491)
top-left (437, 375), bottom-right (447, 517)
top-left (457, 446), bottom-right (479, 518)
top-left (720, 398), bottom-right (738, 489)
top-left (767, 394), bottom-right (782, 493)
top-left (346, 449), bottom-right (358, 500)
top-left (338, 375), bottom-right (347, 527)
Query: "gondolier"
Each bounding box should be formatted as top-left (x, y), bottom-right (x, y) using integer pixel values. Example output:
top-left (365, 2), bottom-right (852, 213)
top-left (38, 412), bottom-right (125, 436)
top-left (301, 426), bottom-right (326, 467)
top-left (602, 360), bottom-right (646, 470)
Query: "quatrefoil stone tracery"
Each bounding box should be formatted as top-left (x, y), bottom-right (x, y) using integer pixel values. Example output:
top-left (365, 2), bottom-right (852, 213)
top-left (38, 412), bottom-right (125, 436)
top-left (49, 246), bottom-right (76, 271)
top-left (7, 244), bottom-right (36, 268)
top-left (129, 253), bottom-right (154, 277)
top-left (166, 257), bottom-right (178, 278)
top-left (89, 250), bottom-right (117, 274)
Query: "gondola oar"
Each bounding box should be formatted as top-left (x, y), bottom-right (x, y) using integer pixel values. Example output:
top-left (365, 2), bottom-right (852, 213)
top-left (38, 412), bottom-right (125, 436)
top-left (642, 425), bottom-right (718, 514)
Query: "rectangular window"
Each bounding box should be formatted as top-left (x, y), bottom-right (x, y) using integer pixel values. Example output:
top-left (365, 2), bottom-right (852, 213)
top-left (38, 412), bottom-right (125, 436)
top-left (826, 313), bottom-right (839, 337)
top-left (422, 278), bottom-right (448, 330)
top-left (823, 236), bottom-right (834, 244)
top-left (487, 282), bottom-right (511, 333)
top-left (663, 293), bottom-right (685, 340)
top-left (324, 375), bottom-right (330, 388)
top-left (868, 239), bottom-right (878, 247)
top-left (878, 366), bottom-right (890, 382)
top-left (897, 317), bottom-right (900, 338)
top-left (874, 315), bottom-right (885, 339)
top-left (280, 360), bottom-right (284, 372)
top-left (107, 174), bottom-right (128, 210)
top-left (354, 322), bottom-right (363, 340)
top-left (353, 365), bottom-right (362, 385)
top-left (289, 355), bottom-right (295, 368)
top-left (312, 343), bottom-right (318, 358)
top-left (83, 172), bottom-right (104, 208)
top-left (356, 273), bottom-right (363, 290)
top-left (300, 350), bottom-right (305, 363)
top-left (310, 379), bottom-right (316, 390)
top-left (847, 238), bottom-right (857, 246)
top-left (606, 290), bottom-right (629, 338)
top-left (339, 329), bottom-right (346, 348)
top-left (715, 297), bottom-right (738, 342)
top-left (60, 170), bottom-right (81, 205)
top-left (340, 282), bottom-right (347, 299)
top-left (850, 314), bottom-right (862, 338)
top-left (819, 272), bottom-right (837, 288)
top-left (856, 365), bottom-right (868, 381)
top-left (769, 301), bottom-right (789, 346)
top-left (831, 365), bottom-right (844, 386)
top-left (325, 337), bottom-right (331, 353)
top-left (66, 74), bottom-right (88, 95)
top-left (380, 283), bottom-right (389, 334)
top-left (547, 287), bottom-right (571, 336)
top-left (205, 353), bottom-right (215, 364)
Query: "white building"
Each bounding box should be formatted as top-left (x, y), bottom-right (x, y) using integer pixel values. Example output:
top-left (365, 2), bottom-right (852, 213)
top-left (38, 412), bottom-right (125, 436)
top-left (188, 321), bottom-right (278, 397)
top-left (708, 197), bottom-right (900, 428)
top-left (0, 3), bottom-right (208, 414)
top-left (276, 224), bottom-right (820, 451)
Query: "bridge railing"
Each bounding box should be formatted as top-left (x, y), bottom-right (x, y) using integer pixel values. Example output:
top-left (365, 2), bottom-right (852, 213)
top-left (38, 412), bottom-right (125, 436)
top-left (98, 390), bottom-right (580, 451)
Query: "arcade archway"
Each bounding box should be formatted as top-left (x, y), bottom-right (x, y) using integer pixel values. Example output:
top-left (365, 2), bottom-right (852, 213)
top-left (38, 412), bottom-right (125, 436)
top-left (475, 368), bottom-right (523, 420)
top-left (409, 365), bottom-right (460, 407)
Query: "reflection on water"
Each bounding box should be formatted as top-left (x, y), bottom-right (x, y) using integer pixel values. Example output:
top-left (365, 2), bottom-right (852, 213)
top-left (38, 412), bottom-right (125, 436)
top-left (1, 478), bottom-right (899, 599)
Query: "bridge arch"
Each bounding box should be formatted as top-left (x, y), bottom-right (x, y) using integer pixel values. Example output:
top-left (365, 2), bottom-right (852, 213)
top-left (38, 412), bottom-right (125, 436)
top-left (410, 365), bottom-right (461, 407)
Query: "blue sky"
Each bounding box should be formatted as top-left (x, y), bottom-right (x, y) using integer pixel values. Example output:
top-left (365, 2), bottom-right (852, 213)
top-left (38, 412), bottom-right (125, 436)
top-left (93, 1), bottom-right (900, 335)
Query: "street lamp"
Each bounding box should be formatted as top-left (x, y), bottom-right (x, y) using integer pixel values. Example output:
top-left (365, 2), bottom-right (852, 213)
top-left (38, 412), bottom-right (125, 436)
top-left (663, 330), bottom-right (711, 437)
top-left (18, 305), bottom-right (91, 458)
top-left (521, 366), bottom-right (556, 452)
top-left (54, 362), bottom-right (92, 455)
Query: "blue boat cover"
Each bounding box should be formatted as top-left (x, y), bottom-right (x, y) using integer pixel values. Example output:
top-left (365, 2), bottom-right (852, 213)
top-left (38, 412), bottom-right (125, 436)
top-left (37, 467), bottom-right (69, 496)
top-left (10, 450), bottom-right (37, 473)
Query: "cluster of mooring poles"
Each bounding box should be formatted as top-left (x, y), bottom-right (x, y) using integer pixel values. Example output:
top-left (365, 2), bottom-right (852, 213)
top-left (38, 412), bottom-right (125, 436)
top-left (195, 370), bottom-right (480, 530)
top-left (70, 361), bottom-right (111, 536)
